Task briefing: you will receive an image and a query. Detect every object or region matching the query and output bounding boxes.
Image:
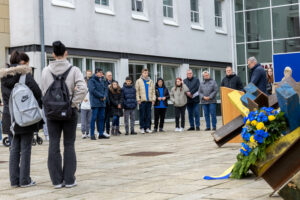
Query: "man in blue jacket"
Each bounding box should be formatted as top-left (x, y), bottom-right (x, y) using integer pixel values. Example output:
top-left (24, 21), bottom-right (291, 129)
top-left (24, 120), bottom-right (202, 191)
top-left (88, 68), bottom-right (109, 140)
top-left (247, 57), bottom-right (267, 94)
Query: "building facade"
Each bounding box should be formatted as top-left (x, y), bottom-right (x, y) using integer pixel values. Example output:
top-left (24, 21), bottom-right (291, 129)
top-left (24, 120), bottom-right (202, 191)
top-left (233, 0), bottom-right (300, 86)
top-left (0, 0), bottom-right (9, 68)
top-left (9, 0), bottom-right (234, 118)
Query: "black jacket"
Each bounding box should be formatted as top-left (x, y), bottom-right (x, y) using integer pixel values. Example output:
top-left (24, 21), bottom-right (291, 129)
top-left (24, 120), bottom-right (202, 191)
top-left (122, 83), bottom-right (137, 110)
top-left (154, 78), bottom-right (170, 107)
top-left (108, 85), bottom-right (123, 117)
top-left (250, 64), bottom-right (267, 94)
top-left (183, 77), bottom-right (200, 104)
top-left (0, 65), bottom-right (43, 135)
top-left (221, 74), bottom-right (244, 91)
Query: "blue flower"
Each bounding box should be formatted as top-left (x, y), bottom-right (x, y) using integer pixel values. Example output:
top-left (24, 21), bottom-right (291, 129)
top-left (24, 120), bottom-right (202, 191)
top-left (254, 134), bottom-right (264, 143)
top-left (262, 115), bottom-right (268, 122)
top-left (240, 143), bottom-right (251, 156)
top-left (243, 117), bottom-right (248, 124)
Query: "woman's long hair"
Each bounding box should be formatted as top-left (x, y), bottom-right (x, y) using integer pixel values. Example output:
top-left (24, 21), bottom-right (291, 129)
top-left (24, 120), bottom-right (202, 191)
top-left (175, 77), bottom-right (183, 91)
top-left (266, 67), bottom-right (274, 83)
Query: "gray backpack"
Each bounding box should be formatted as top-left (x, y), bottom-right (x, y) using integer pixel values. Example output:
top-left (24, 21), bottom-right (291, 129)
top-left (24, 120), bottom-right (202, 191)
top-left (9, 74), bottom-right (42, 135)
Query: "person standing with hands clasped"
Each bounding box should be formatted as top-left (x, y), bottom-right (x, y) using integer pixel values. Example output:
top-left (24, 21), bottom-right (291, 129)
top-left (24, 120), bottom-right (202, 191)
top-left (184, 70), bottom-right (200, 131)
top-left (170, 78), bottom-right (190, 132)
top-left (108, 81), bottom-right (123, 136)
top-left (135, 69), bottom-right (156, 134)
top-left (153, 78), bottom-right (170, 133)
top-left (199, 71), bottom-right (218, 131)
top-left (122, 76), bottom-right (137, 135)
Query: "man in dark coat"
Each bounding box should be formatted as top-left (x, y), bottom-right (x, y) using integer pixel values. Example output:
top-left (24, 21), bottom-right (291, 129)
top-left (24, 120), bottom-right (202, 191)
top-left (184, 69), bottom-right (200, 131)
top-left (221, 66), bottom-right (244, 90)
top-left (248, 57), bottom-right (267, 93)
top-left (88, 68), bottom-right (109, 140)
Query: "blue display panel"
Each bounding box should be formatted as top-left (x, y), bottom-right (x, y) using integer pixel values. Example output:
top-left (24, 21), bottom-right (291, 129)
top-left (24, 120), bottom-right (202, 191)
top-left (273, 53), bottom-right (300, 82)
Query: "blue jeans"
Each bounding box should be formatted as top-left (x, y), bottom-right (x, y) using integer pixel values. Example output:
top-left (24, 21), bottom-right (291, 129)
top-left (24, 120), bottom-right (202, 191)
top-left (112, 116), bottom-right (120, 126)
top-left (139, 102), bottom-right (152, 130)
top-left (202, 103), bottom-right (217, 129)
top-left (90, 107), bottom-right (105, 137)
top-left (186, 103), bottom-right (200, 128)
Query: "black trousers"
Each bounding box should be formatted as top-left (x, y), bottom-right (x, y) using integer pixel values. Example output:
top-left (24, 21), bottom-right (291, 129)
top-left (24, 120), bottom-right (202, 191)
top-left (9, 132), bottom-right (34, 186)
top-left (154, 108), bottom-right (167, 129)
top-left (47, 109), bottom-right (78, 185)
top-left (175, 106), bottom-right (186, 128)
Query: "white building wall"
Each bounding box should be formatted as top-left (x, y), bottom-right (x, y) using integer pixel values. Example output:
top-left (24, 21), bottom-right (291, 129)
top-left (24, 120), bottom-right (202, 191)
top-left (10, 0), bottom-right (233, 63)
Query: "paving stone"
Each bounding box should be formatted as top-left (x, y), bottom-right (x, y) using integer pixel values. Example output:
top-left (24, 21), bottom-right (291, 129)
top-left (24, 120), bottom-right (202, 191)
top-left (0, 122), bottom-right (282, 200)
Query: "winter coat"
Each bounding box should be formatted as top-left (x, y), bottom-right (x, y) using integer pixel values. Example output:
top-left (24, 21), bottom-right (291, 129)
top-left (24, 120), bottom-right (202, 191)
top-left (221, 74), bottom-right (244, 91)
top-left (108, 85), bottom-right (123, 117)
top-left (183, 77), bottom-right (200, 104)
top-left (170, 84), bottom-right (189, 107)
top-left (88, 74), bottom-right (108, 108)
top-left (198, 79), bottom-right (218, 104)
top-left (154, 78), bottom-right (170, 107)
top-left (41, 59), bottom-right (88, 109)
top-left (105, 79), bottom-right (114, 106)
top-left (122, 83), bottom-right (137, 110)
top-left (135, 76), bottom-right (156, 102)
top-left (0, 65), bottom-right (43, 135)
top-left (250, 64), bottom-right (267, 94)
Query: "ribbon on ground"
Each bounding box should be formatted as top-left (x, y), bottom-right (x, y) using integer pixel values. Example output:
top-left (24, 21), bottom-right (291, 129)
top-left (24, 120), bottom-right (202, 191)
top-left (203, 165), bottom-right (234, 180)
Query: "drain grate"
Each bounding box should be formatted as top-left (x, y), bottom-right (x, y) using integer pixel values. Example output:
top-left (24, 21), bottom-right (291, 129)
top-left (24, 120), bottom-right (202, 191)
top-left (121, 151), bottom-right (173, 157)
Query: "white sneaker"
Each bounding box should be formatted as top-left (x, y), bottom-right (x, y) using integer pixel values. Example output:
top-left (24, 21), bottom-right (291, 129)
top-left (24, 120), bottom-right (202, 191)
top-left (140, 129), bottom-right (145, 134)
top-left (21, 180), bottom-right (36, 188)
top-left (82, 134), bottom-right (87, 139)
top-left (145, 129), bottom-right (152, 133)
top-left (85, 133), bottom-right (90, 138)
top-left (103, 132), bottom-right (110, 138)
top-left (175, 128), bottom-right (180, 132)
top-left (180, 128), bottom-right (184, 132)
top-left (54, 183), bottom-right (65, 189)
top-left (65, 180), bottom-right (77, 188)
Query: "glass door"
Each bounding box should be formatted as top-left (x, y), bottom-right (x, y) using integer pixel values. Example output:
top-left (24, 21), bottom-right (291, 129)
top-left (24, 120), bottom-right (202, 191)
top-left (129, 63), bottom-right (146, 83)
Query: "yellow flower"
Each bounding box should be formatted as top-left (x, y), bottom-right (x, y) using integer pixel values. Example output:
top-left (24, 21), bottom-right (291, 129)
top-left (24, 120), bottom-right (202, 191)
top-left (268, 115), bottom-right (276, 121)
top-left (246, 119), bottom-right (250, 125)
top-left (256, 122), bottom-right (264, 130)
top-left (251, 120), bottom-right (257, 126)
top-left (250, 135), bottom-right (255, 143)
top-left (241, 147), bottom-right (246, 151)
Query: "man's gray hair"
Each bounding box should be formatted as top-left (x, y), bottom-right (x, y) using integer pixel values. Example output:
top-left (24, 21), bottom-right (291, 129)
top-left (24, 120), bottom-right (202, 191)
top-left (202, 70), bottom-right (210, 75)
top-left (248, 57), bottom-right (257, 63)
top-left (106, 71), bottom-right (112, 75)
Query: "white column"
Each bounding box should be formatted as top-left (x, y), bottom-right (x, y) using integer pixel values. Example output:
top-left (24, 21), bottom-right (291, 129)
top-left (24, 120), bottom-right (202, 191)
top-left (116, 58), bottom-right (129, 84)
top-left (26, 51), bottom-right (43, 85)
top-left (178, 63), bottom-right (189, 79)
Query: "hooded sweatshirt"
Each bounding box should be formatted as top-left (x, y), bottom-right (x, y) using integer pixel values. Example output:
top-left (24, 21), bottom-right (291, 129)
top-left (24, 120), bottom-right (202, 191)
top-left (41, 59), bottom-right (88, 109)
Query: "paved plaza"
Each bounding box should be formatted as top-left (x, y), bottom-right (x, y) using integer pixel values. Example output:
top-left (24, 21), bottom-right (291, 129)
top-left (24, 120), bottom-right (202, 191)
top-left (0, 122), bottom-right (283, 200)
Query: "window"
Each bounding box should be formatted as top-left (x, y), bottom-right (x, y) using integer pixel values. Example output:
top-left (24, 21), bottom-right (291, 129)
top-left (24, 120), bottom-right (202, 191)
top-left (132, 0), bottom-right (143, 12)
top-left (190, 0), bottom-right (199, 23)
top-left (51, 0), bottom-right (75, 9)
top-left (163, 0), bottom-right (174, 18)
top-left (215, 0), bottom-right (222, 28)
top-left (246, 9), bottom-right (271, 42)
top-left (95, 0), bottom-right (109, 6)
top-left (95, 61), bottom-right (115, 78)
top-left (95, 0), bottom-right (114, 15)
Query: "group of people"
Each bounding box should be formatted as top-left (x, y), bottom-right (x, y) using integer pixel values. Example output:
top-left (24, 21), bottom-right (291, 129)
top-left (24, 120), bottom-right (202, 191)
top-left (0, 38), bottom-right (274, 189)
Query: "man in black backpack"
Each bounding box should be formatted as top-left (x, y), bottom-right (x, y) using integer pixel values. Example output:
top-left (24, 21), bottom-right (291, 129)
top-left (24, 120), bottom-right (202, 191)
top-left (41, 41), bottom-right (87, 189)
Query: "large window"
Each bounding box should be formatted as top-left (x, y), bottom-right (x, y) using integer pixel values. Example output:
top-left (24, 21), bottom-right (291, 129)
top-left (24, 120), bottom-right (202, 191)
top-left (95, 0), bottom-right (114, 15)
top-left (245, 0), bottom-right (269, 10)
top-left (246, 9), bottom-right (271, 42)
top-left (215, 0), bottom-right (223, 28)
top-left (132, 0), bottom-right (143, 12)
top-left (190, 0), bottom-right (199, 23)
top-left (272, 0), bottom-right (299, 6)
top-left (272, 5), bottom-right (300, 39)
top-left (163, 0), bottom-right (174, 18)
top-left (235, 12), bottom-right (244, 43)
